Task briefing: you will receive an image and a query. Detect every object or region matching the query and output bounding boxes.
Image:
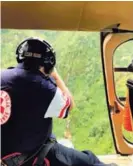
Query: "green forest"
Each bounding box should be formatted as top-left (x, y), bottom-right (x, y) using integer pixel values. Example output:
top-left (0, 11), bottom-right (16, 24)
top-left (1, 30), bottom-right (133, 155)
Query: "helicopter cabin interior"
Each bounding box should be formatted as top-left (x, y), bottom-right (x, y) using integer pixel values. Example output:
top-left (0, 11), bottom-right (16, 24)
top-left (1, 1), bottom-right (133, 166)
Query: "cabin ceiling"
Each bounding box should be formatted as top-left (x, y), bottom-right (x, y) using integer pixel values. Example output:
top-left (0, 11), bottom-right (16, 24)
top-left (1, 1), bottom-right (133, 31)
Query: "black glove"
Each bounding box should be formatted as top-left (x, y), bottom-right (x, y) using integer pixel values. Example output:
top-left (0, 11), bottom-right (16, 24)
top-left (127, 60), bottom-right (133, 72)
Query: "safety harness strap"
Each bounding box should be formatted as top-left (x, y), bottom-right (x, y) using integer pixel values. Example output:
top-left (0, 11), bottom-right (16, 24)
top-left (1, 138), bottom-right (56, 166)
top-left (33, 139), bottom-right (56, 165)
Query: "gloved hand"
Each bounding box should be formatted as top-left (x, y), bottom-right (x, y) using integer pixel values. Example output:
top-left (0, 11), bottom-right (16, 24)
top-left (127, 60), bottom-right (133, 72)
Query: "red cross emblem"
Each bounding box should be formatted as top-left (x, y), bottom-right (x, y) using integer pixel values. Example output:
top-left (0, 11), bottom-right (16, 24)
top-left (0, 90), bottom-right (11, 125)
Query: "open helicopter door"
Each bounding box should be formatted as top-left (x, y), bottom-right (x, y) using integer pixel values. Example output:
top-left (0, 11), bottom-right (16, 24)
top-left (100, 27), bottom-right (133, 155)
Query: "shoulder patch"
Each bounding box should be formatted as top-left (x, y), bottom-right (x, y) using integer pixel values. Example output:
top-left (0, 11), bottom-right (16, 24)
top-left (44, 88), bottom-right (70, 118)
top-left (0, 90), bottom-right (11, 125)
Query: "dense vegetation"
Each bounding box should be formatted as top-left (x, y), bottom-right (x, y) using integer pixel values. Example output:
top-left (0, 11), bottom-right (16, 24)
top-left (1, 30), bottom-right (132, 155)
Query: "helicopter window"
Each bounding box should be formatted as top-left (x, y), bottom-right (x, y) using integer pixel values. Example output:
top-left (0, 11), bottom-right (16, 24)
top-left (113, 40), bottom-right (133, 143)
top-left (113, 40), bottom-right (133, 104)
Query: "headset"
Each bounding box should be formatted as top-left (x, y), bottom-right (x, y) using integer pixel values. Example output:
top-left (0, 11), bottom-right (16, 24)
top-left (16, 37), bottom-right (56, 74)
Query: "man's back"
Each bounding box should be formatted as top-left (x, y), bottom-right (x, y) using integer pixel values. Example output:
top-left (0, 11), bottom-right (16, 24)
top-left (1, 64), bottom-right (56, 156)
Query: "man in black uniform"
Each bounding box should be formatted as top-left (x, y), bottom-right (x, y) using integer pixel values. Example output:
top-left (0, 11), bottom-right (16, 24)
top-left (1, 37), bottom-right (118, 166)
top-left (127, 59), bottom-right (133, 117)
